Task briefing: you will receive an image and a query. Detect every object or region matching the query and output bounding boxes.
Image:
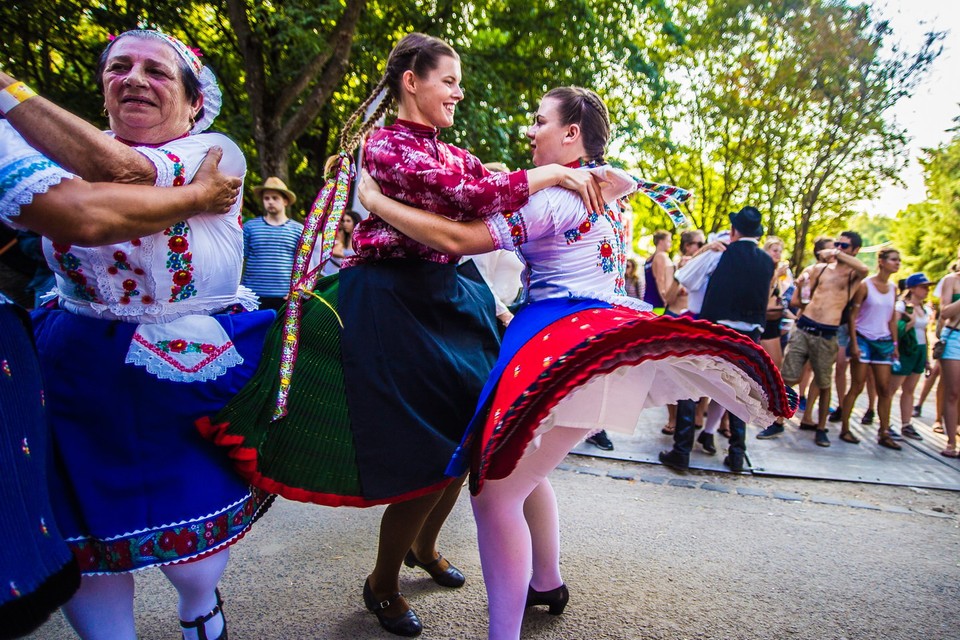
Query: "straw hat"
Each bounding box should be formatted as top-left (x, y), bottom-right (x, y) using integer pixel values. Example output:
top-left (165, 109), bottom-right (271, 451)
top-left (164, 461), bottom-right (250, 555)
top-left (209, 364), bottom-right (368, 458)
top-left (253, 177), bottom-right (296, 204)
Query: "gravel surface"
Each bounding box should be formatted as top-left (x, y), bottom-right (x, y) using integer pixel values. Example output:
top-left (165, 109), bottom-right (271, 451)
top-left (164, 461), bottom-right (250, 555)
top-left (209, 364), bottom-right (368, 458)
top-left (27, 455), bottom-right (960, 640)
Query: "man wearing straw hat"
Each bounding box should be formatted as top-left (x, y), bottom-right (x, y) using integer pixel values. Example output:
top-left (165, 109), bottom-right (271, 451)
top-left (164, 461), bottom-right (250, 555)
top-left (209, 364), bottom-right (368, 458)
top-left (242, 176), bottom-right (303, 310)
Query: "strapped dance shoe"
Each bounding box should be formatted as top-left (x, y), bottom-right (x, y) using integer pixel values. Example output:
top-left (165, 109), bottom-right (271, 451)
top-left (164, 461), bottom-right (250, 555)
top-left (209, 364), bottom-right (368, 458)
top-left (403, 550), bottom-right (465, 588)
top-left (180, 589), bottom-right (227, 640)
top-left (525, 584), bottom-right (569, 615)
top-left (363, 578), bottom-right (423, 637)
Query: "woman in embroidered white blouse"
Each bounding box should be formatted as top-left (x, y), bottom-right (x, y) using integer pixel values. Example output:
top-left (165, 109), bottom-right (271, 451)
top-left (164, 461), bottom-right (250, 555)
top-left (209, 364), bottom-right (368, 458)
top-left (1, 31), bottom-right (274, 640)
top-left (360, 86), bottom-right (793, 639)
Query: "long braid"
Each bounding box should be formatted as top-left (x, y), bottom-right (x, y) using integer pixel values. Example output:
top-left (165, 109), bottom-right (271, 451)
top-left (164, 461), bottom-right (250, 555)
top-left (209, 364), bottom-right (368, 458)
top-left (349, 93), bottom-right (394, 151)
top-left (339, 75), bottom-right (389, 153)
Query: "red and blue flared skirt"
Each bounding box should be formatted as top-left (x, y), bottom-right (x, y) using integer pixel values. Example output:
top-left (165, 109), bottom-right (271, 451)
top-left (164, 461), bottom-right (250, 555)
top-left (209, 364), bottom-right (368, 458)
top-left (449, 297), bottom-right (796, 494)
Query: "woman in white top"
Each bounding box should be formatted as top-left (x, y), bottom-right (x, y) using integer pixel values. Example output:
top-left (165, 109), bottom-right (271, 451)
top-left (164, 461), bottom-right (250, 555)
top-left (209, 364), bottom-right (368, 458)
top-left (889, 273), bottom-right (933, 440)
top-left (3, 30), bottom-right (273, 640)
top-left (360, 86), bottom-right (794, 640)
top-left (840, 248), bottom-right (901, 449)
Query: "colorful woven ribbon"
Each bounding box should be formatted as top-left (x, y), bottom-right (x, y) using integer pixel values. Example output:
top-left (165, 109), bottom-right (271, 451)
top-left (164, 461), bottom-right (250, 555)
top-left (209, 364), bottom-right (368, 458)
top-left (633, 178), bottom-right (692, 228)
top-left (273, 152), bottom-right (355, 421)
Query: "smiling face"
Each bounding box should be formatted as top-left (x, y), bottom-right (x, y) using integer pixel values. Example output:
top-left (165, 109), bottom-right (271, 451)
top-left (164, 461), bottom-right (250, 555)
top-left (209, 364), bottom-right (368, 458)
top-left (102, 36), bottom-right (200, 144)
top-left (398, 54), bottom-right (463, 129)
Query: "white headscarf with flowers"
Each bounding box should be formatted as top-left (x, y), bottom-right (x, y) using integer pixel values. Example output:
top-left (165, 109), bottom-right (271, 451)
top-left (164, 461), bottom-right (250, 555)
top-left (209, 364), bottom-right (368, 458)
top-left (106, 29), bottom-right (222, 134)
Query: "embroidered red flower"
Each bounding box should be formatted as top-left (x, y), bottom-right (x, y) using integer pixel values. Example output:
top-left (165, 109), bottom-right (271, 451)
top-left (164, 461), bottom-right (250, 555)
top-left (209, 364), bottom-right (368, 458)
top-left (113, 250), bottom-right (127, 262)
top-left (131, 239), bottom-right (142, 247)
top-left (119, 296), bottom-right (131, 305)
top-left (66, 270), bottom-right (86, 284)
top-left (122, 279), bottom-right (137, 291)
top-left (52, 242), bottom-right (71, 253)
top-left (139, 540), bottom-right (156, 557)
top-left (599, 242), bottom-right (613, 258)
top-left (173, 175), bottom-right (186, 187)
top-left (134, 268), bottom-right (145, 275)
top-left (74, 544), bottom-right (99, 571)
top-left (158, 531), bottom-right (177, 551)
top-left (142, 295), bottom-right (154, 304)
top-left (173, 270), bottom-right (192, 286)
top-left (200, 344), bottom-right (217, 355)
top-left (108, 266), bottom-right (119, 275)
top-left (168, 236), bottom-right (188, 253)
top-left (173, 530), bottom-right (198, 556)
top-left (511, 225), bottom-right (523, 238)
top-left (579, 221), bottom-right (592, 234)
top-left (169, 339), bottom-right (188, 353)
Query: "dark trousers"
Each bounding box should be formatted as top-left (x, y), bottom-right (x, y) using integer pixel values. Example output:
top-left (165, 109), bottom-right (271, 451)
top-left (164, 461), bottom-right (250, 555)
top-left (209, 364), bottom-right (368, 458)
top-left (672, 325), bottom-right (759, 458)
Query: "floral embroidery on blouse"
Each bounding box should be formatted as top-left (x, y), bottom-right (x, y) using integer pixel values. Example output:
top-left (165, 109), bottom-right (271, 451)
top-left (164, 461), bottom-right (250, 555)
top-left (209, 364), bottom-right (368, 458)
top-left (51, 242), bottom-right (99, 303)
top-left (165, 221), bottom-right (196, 302)
top-left (502, 209), bottom-right (528, 248)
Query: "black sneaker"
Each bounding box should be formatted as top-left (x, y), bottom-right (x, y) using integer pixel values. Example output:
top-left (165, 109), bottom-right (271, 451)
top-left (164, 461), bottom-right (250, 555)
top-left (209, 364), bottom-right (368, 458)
top-left (901, 424), bottom-right (923, 441)
top-left (828, 408), bottom-right (842, 423)
top-left (860, 409), bottom-right (875, 425)
top-left (889, 427), bottom-right (903, 441)
top-left (585, 430), bottom-right (614, 451)
top-left (912, 405), bottom-right (922, 418)
top-left (815, 429), bottom-right (831, 447)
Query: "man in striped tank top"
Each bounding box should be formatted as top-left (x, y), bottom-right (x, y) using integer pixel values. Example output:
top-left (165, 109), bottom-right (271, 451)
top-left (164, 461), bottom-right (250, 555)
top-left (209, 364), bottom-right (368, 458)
top-left (242, 177), bottom-right (303, 310)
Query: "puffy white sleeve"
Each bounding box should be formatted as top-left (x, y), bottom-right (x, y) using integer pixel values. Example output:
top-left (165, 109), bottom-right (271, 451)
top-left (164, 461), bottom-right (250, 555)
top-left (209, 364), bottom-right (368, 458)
top-left (133, 132), bottom-right (246, 187)
top-left (0, 121), bottom-right (75, 226)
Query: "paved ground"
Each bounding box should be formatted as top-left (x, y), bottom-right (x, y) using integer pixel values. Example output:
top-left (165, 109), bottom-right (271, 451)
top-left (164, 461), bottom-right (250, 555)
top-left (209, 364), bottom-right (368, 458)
top-left (25, 389), bottom-right (960, 639)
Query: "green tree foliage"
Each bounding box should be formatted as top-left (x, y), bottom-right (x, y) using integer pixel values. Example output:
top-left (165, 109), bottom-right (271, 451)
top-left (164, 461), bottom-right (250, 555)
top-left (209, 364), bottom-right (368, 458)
top-left (623, 0), bottom-right (941, 269)
top-left (891, 129), bottom-right (960, 282)
top-left (1, 0), bottom-right (677, 213)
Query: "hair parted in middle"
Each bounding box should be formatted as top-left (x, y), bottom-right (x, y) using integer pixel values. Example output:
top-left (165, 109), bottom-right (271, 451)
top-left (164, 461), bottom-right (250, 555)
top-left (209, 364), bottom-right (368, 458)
top-left (339, 32), bottom-right (458, 153)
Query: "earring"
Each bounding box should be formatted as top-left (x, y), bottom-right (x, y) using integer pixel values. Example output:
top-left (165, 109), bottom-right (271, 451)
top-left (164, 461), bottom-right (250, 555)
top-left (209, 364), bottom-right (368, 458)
top-left (189, 115), bottom-right (196, 128)
top-left (102, 107), bottom-right (108, 117)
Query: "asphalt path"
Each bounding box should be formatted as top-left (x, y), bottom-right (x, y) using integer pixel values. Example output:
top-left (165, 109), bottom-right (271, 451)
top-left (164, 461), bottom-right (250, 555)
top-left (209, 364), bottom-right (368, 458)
top-left (27, 456), bottom-right (960, 639)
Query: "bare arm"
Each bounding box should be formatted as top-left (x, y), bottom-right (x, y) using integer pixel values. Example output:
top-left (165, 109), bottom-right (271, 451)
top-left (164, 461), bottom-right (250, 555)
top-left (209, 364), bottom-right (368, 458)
top-left (0, 71), bottom-right (156, 183)
top-left (18, 147), bottom-right (240, 246)
top-left (825, 248), bottom-right (869, 279)
top-left (941, 277), bottom-right (960, 321)
top-left (847, 283), bottom-right (867, 360)
top-left (359, 170), bottom-right (496, 255)
top-left (652, 253), bottom-right (675, 305)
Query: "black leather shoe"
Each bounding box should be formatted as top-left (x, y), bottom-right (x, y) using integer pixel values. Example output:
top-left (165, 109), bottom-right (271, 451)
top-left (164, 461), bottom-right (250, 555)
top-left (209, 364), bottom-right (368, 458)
top-left (658, 449), bottom-right (689, 471)
top-left (180, 588), bottom-right (227, 640)
top-left (363, 579), bottom-right (423, 637)
top-left (525, 584), bottom-right (569, 615)
top-left (723, 453), bottom-right (745, 473)
top-left (403, 550), bottom-right (465, 588)
top-left (697, 431), bottom-right (716, 455)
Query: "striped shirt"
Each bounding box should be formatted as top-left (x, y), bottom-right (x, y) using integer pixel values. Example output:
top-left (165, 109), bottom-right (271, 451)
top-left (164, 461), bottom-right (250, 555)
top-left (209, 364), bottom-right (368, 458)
top-left (241, 217), bottom-right (303, 297)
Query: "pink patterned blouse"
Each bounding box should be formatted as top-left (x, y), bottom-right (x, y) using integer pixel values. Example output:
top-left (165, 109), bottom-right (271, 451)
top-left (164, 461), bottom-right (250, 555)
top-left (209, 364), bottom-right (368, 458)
top-left (344, 119), bottom-right (530, 266)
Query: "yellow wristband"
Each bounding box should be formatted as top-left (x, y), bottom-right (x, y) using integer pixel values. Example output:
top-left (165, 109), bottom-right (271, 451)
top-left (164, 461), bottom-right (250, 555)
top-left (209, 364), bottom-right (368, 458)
top-left (0, 82), bottom-right (38, 115)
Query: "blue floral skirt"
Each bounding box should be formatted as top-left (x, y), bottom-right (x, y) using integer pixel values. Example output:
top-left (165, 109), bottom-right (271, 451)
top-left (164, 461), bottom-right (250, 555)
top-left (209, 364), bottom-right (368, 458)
top-left (32, 306), bottom-right (275, 574)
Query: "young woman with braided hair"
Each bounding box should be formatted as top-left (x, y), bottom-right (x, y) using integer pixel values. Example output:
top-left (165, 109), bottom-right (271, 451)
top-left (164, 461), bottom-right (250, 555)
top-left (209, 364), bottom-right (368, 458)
top-left (203, 32), bottom-right (605, 638)
top-left (359, 86), bottom-right (793, 639)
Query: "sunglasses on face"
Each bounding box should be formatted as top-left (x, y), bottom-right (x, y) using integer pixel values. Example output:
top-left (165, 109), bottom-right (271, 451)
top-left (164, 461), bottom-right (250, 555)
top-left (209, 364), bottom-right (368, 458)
top-left (834, 241), bottom-right (851, 249)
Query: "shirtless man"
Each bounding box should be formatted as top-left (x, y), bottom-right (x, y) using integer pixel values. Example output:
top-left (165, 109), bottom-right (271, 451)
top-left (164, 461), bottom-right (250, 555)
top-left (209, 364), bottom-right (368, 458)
top-left (643, 229), bottom-right (675, 314)
top-left (756, 231), bottom-right (869, 446)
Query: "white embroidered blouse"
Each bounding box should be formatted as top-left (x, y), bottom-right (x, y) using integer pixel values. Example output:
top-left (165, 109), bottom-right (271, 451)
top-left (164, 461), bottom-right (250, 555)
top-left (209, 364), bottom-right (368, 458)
top-left (38, 132), bottom-right (255, 382)
top-left (482, 165), bottom-right (644, 310)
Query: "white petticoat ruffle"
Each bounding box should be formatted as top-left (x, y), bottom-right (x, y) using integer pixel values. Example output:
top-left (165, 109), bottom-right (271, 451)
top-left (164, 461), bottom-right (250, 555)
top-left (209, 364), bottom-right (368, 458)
top-left (125, 314), bottom-right (243, 382)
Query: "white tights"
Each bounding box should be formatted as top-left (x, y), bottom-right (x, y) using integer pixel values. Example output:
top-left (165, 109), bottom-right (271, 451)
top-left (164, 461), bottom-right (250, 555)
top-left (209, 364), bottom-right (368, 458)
top-left (62, 548), bottom-right (229, 640)
top-left (702, 400), bottom-right (726, 435)
top-left (471, 426), bottom-right (588, 640)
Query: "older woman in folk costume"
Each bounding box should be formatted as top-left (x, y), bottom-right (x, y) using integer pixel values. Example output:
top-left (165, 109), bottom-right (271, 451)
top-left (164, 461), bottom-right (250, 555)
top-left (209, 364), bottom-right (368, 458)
top-left (0, 111), bottom-right (241, 639)
top-left (359, 86), bottom-right (794, 640)
top-left (1, 30), bottom-right (274, 640)
top-left (201, 32), bottom-right (603, 637)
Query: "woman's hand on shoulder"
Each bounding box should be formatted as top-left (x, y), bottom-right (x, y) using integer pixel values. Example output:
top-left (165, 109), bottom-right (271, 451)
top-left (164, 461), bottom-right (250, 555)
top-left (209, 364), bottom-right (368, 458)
top-left (190, 146), bottom-right (242, 214)
top-left (551, 165), bottom-right (604, 215)
top-left (358, 169), bottom-right (384, 213)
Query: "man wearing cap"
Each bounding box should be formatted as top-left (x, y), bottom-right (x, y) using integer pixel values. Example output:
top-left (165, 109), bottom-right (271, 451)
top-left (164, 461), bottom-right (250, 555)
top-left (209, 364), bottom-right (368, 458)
top-left (242, 177), bottom-right (303, 310)
top-left (758, 231), bottom-right (869, 447)
top-left (659, 206), bottom-right (775, 472)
